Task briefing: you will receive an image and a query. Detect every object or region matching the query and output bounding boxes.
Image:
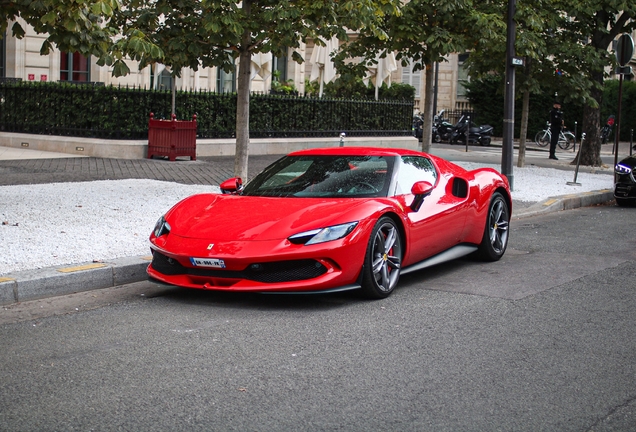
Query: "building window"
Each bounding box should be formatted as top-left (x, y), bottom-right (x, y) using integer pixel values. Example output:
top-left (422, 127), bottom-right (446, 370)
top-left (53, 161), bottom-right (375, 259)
top-left (60, 52), bottom-right (90, 82)
top-left (401, 61), bottom-right (421, 98)
top-left (217, 66), bottom-right (236, 92)
top-left (273, 50), bottom-right (288, 81)
top-left (153, 66), bottom-right (172, 91)
top-left (457, 53), bottom-right (469, 99)
top-left (217, 54), bottom-right (236, 93)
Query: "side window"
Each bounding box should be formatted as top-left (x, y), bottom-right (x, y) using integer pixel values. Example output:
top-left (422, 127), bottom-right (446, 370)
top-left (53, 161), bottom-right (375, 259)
top-left (395, 156), bottom-right (437, 195)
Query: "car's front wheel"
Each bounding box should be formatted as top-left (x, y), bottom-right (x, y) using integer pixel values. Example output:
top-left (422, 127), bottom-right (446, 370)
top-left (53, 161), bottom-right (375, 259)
top-left (615, 197), bottom-right (634, 207)
top-left (360, 217), bottom-right (403, 299)
top-left (476, 192), bottom-right (510, 261)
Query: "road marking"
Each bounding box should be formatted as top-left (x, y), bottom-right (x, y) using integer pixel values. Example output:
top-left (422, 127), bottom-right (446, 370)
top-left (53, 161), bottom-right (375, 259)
top-left (0, 277), bottom-right (16, 282)
top-left (543, 199), bottom-right (558, 206)
top-left (57, 263), bottom-right (108, 273)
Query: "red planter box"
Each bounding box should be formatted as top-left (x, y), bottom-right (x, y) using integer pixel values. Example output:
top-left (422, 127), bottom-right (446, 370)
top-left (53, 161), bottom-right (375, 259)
top-left (147, 113), bottom-right (197, 161)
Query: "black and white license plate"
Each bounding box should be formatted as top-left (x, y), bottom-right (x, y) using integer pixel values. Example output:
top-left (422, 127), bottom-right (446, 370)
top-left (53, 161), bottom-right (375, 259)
top-left (190, 257), bottom-right (226, 268)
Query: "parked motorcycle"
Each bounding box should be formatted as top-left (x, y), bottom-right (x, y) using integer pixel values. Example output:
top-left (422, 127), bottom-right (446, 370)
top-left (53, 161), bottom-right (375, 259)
top-left (412, 113), bottom-right (424, 140)
top-left (601, 114), bottom-right (615, 144)
top-left (432, 109), bottom-right (453, 143)
top-left (449, 114), bottom-right (493, 146)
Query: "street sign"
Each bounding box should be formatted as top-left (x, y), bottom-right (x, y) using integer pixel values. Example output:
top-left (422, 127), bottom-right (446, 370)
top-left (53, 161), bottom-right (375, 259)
top-left (616, 66), bottom-right (633, 75)
top-left (511, 57), bottom-right (524, 66)
top-left (615, 34), bottom-right (634, 67)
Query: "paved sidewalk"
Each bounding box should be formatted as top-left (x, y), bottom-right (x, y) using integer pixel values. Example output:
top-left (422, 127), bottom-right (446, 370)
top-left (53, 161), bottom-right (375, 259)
top-left (0, 141), bottom-right (622, 306)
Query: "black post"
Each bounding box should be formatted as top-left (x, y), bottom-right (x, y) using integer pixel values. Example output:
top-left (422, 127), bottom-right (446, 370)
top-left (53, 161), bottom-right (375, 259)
top-left (613, 73), bottom-right (624, 171)
top-left (502, 0), bottom-right (516, 190)
top-left (465, 115), bottom-right (470, 152)
top-left (432, 62), bottom-right (439, 118)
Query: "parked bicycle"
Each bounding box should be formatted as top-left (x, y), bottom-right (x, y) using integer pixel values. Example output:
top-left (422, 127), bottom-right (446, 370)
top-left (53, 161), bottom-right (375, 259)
top-left (534, 121), bottom-right (575, 150)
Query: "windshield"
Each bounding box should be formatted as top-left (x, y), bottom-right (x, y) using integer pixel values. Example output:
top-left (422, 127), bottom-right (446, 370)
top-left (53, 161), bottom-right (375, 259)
top-left (242, 155), bottom-right (394, 198)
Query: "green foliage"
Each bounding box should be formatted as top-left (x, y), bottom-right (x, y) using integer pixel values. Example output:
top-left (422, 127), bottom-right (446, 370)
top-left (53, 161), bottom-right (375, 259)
top-left (1, 0), bottom-right (162, 73)
top-left (306, 76), bottom-right (414, 101)
top-left (270, 70), bottom-right (298, 95)
top-left (467, 75), bottom-right (616, 139)
top-left (0, 81), bottom-right (413, 139)
top-left (603, 80), bottom-right (636, 142)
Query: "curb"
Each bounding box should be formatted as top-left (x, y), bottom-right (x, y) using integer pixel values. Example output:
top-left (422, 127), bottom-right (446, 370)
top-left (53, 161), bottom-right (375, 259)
top-left (1, 256), bottom-right (151, 306)
top-left (513, 189), bottom-right (615, 219)
top-left (1, 191), bottom-right (616, 307)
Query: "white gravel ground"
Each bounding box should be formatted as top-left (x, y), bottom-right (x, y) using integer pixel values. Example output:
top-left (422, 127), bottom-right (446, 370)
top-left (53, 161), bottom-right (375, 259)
top-left (0, 165), bottom-right (613, 275)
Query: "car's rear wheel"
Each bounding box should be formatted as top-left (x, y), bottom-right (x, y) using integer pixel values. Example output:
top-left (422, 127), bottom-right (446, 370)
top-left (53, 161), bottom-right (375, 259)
top-left (360, 217), bottom-right (402, 299)
top-left (476, 192), bottom-right (510, 261)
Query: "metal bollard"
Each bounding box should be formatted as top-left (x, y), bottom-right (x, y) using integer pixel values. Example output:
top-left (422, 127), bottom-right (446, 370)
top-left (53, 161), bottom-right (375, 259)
top-left (339, 132), bottom-right (346, 147)
top-left (567, 132), bottom-right (584, 186)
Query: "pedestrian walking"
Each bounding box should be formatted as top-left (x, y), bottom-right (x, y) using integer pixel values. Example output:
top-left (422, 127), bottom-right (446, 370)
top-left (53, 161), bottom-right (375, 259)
top-left (549, 100), bottom-right (563, 160)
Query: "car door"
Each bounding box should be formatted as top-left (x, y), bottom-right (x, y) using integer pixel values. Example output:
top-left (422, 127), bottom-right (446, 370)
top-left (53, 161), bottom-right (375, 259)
top-left (394, 156), bottom-right (468, 263)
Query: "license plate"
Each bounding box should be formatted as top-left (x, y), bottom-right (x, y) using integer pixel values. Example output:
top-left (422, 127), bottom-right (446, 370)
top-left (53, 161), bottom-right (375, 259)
top-left (190, 257), bottom-right (226, 268)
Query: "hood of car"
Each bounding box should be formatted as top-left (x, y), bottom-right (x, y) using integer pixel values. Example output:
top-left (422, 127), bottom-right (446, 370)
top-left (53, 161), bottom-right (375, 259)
top-left (166, 194), bottom-right (368, 241)
top-left (618, 155), bottom-right (636, 169)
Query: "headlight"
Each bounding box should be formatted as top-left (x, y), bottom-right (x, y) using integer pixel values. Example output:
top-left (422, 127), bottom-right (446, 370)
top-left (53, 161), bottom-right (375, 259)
top-left (615, 163), bottom-right (632, 175)
top-left (289, 222), bottom-right (358, 245)
top-left (153, 215), bottom-right (171, 237)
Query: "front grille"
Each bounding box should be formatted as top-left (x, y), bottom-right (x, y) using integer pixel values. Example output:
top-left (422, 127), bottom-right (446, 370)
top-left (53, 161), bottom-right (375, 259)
top-left (151, 251), bottom-right (327, 283)
top-left (615, 183), bottom-right (636, 198)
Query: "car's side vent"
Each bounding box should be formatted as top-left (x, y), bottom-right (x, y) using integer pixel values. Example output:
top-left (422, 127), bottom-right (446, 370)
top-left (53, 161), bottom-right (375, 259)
top-left (452, 177), bottom-right (468, 198)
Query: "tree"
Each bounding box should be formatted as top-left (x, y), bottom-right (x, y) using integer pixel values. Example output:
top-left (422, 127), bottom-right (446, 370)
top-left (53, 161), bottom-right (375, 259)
top-left (110, 0), bottom-right (236, 115)
top-left (336, 0), bottom-right (505, 153)
top-left (1, 0), bottom-right (161, 76)
top-left (217, 0), bottom-right (401, 180)
top-left (555, 0), bottom-right (635, 166)
top-left (466, 0), bottom-right (562, 168)
top-left (117, 0), bottom-right (400, 180)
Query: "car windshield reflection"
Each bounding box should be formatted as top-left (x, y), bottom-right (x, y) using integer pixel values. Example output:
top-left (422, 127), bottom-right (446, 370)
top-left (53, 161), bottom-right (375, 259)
top-left (242, 155), bottom-right (393, 198)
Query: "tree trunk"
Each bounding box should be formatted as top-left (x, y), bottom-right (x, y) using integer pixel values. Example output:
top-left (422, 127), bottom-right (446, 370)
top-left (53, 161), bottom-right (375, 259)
top-left (234, 0), bottom-right (252, 180)
top-left (577, 72), bottom-right (603, 167)
top-left (171, 75), bottom-right (176, 116)
top-left (517, 88), bottom-right (530, 168)
top-left (421, 63), bottom-right (435, 153)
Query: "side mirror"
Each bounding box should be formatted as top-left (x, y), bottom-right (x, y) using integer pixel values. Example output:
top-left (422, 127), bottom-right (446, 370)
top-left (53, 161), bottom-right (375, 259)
top-left (410, 181), bottom-right (433, 212)
top-left (220, 177), bottom-right (243, 194)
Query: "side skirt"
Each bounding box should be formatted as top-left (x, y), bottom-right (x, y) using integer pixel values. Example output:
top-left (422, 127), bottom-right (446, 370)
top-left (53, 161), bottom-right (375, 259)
top-left (259, 284), bottom-right (362, 295)
top-left (401, 244), bottom-right (478, 276)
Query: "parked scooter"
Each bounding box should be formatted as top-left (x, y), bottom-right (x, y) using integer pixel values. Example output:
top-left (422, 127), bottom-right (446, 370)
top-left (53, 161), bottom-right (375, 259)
top-left (412, 113), bottom-right (424, 140)
top-left (601, 115), bottom-right (615, 144)
top-left (449, 114), bottom-right (493, 146)
top-left (432, 109), bottom-right (453, 143)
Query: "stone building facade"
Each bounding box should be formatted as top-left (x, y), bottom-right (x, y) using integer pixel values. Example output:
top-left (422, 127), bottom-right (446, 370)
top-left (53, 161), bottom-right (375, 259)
top-left (1, 18), bottom-right (471, 113)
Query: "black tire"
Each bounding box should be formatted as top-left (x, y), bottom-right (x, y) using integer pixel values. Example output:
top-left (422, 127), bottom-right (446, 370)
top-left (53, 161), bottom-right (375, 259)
top-left (535, 130), bottom-right (550, 147)
top-left (558, 133), bottom-right (574, 150)
top-left (476, 192), bottom-right (510, 261)
top-left (480, 137), bottom-right (491, 146)
top-left (616, 197), bottom-right (634, 207)
top-left (360, 217), bottom-right (403, 299)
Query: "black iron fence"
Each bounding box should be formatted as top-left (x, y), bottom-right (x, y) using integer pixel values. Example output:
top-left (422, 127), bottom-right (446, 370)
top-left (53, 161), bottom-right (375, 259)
top-left (0, 81), bottom-right (414, 140)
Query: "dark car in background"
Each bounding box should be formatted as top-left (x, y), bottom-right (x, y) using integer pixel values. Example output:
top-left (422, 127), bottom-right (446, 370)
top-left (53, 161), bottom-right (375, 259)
top-left (614, 155), bottom-right (636, 206)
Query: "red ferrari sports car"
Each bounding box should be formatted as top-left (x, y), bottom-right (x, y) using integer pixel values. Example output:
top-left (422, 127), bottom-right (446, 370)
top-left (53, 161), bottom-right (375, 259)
top-left (147, 147), bottom-right (511, 299)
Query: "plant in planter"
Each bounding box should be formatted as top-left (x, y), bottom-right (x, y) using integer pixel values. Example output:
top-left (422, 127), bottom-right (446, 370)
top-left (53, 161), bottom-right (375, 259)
top-left (270, 70), bottom-right (298, 95)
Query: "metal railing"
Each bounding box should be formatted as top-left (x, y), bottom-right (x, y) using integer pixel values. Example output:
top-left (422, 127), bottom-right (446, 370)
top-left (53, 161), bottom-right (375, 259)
top-left (0, 81), bottom-right (414, 140)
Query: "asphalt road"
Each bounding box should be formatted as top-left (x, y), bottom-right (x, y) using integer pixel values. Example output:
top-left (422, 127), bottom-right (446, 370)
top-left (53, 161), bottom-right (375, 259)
top-left (1, 204), bottom-right (635, 431)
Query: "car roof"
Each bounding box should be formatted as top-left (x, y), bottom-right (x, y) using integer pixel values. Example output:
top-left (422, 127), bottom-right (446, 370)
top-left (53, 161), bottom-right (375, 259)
top-left (287, 146), bottom-right (427, 158)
